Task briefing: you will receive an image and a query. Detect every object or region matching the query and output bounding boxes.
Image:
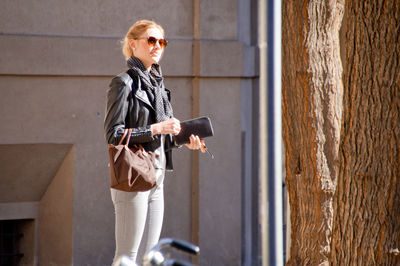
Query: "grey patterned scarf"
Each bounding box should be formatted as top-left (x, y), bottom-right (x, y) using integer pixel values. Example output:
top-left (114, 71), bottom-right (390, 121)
top-left (127, 56), bottom-right (173, 122)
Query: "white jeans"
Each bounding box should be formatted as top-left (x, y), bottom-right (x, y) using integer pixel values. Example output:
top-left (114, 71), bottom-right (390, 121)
top-left (111, 169), bottom-right (165, 265)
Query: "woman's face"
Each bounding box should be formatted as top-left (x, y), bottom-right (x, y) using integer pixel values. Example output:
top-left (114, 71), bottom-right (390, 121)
top-left (131, 27), bottom-right (166, 69)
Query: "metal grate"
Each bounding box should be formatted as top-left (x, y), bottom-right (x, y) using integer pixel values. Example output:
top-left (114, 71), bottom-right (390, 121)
top-left (0, 220), bottom-right (24, 266)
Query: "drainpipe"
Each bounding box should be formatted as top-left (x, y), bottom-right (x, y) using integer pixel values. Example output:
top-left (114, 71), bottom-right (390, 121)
top-left (258, 0), bottom-right (284, 265)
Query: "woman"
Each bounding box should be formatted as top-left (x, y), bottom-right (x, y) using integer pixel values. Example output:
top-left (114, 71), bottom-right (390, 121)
top-left (104, 20), bottom-right (205, 264)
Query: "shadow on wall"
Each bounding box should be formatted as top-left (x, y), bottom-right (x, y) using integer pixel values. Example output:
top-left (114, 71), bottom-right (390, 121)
top-left (0, 144), bottom-right (73, 265)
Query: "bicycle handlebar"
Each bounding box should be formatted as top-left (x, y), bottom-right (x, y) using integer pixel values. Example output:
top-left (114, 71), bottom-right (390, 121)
top-left (162, 259), bottom-right (193, 266)
top-left (150, 238), bottom-right (200, 255)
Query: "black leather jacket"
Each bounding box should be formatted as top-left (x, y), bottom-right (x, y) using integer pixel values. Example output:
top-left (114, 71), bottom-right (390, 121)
top-left (104, 70), bottom-right (175, 170)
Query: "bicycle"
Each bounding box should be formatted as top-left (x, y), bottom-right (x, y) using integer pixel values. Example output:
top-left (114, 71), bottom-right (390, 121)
top-left (115, 238), bottom-right (200, 266)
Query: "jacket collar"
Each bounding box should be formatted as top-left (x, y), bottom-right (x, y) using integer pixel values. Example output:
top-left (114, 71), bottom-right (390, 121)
top-left (133, 76), bottom-right (155, 110)
top-left (125, 69), bottom-right (154, 110)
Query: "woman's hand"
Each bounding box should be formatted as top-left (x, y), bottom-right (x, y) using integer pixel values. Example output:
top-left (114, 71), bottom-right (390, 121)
top-left (185, 135), bottom-right (206, 153)
top-left (152, 117), bottom-right (181, 135)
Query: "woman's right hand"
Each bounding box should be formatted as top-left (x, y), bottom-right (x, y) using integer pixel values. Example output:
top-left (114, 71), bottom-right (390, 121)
top-left (151, 117), bottom-right (181, 135)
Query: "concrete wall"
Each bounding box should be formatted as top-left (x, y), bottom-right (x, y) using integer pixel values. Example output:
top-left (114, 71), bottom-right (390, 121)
top-left (0, 0), bottom-right (258, 265)
top-left (39, 147), bottom-right (74, 265)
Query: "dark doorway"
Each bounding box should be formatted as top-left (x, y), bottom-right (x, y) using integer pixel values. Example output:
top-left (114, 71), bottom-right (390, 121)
top-left (0, 220), bottom-right (25, 266)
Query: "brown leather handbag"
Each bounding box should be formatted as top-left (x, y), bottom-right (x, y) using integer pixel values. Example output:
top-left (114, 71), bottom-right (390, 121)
top-left (108, 128), bottom-right (157, 192)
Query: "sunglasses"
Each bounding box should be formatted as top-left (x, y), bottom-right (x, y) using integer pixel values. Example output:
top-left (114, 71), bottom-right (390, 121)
top-left (138, 36), bottom-right (168, 49)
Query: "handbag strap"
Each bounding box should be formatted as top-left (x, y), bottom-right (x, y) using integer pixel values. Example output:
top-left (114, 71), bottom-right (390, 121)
top-left (125, 128), bottom-right (133, 146)
top-left (118, 128), bottom-right (133, 146)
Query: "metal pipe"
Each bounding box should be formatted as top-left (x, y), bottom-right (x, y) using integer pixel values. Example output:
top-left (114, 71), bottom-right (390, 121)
top-left (259, 0), bottom-right (284, 265)
top-left (266, 0), bottom-right (284, 264)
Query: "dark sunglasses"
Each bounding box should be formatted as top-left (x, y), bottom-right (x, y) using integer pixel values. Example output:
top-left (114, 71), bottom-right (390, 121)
top-left (138, 36), bottom-right (168, 48)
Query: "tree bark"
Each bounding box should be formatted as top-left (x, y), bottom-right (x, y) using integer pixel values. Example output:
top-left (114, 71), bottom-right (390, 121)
top-left (282, 0), bottom-right (345, 264)
top-left (282, 0), bottom-right (400, 265)
top-left (331, 1), bottom-right (400, 265)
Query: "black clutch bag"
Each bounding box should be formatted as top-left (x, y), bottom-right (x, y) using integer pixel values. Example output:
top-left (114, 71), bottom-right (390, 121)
top-left (174, 116), bottom-right (214, 145)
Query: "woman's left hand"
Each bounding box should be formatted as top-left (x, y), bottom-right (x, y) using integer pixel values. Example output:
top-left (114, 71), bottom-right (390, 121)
top-left (185, 135), bottom-right (206, 153)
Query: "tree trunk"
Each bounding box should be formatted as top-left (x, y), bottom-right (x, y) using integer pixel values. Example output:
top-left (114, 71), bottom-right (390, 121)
top-left (282, 0), bottom-right (400, 265)
top-left (331, 1), bottom-right (400, 265)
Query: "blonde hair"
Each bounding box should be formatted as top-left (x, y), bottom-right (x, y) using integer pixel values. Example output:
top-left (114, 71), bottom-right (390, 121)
top-left (121, 20), bottom-right (165, 59)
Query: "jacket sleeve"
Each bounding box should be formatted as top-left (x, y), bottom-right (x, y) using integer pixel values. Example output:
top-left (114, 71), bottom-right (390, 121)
top-left (104, 76), bottom-right (154, 145)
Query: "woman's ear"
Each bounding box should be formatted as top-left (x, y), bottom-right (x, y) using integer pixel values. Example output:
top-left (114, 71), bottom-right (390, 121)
top-left (129, 39), bottom-right (136, 51)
